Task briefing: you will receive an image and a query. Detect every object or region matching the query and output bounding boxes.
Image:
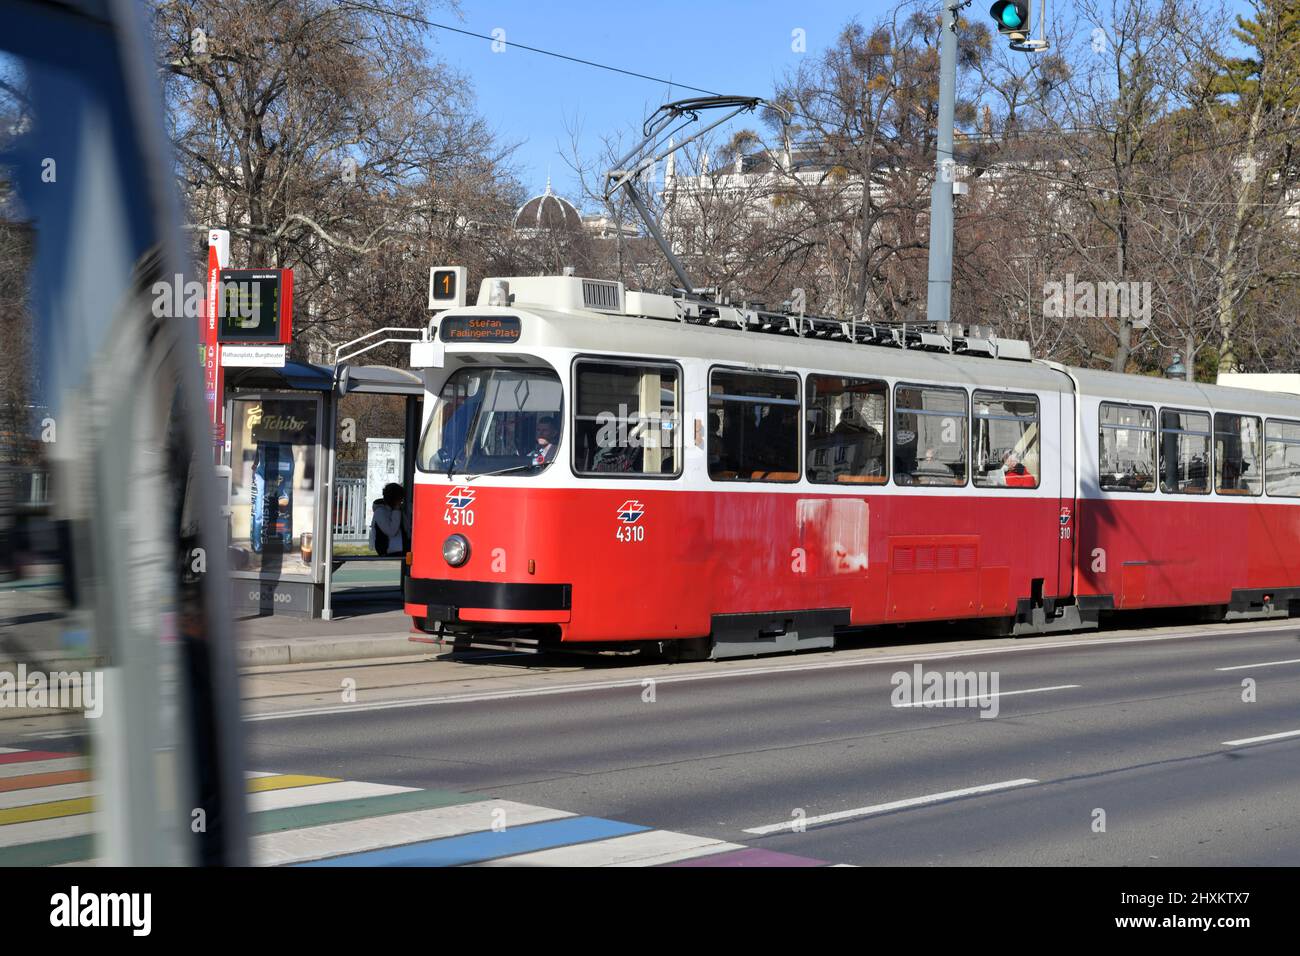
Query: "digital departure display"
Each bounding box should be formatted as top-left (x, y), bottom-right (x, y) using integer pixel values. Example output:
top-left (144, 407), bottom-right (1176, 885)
top-left (218, 269), bottom-right (293, 343)
top-left (439, 315), bottom-right (522, 343)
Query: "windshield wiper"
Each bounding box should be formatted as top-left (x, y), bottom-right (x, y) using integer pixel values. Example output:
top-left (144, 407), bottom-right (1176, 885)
top-left (464, 462), bottom-right (539, 482)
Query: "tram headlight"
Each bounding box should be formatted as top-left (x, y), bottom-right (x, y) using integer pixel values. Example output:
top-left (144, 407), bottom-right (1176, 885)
top-left (442, 534), bottom-right (470, 567)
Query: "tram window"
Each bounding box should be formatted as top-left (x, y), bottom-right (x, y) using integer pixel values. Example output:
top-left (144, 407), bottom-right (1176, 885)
top-left (1158, 409), bottom-right (1211, 495)
top-left (806, 375), bottom-right (887, 484)
top-left (573, 360), bottom-right (680, 476)
top-left (418, 366), bottom-right (564, 476)
top-left (708, 369), bottom-right (800, 481)
top-left (972, 391), bottom-right (1040, 488)
top-left (1265, 419), bottom-right (1300, 497)
top-left (1099, 403), bottom-right (1155, 492)
top-left (1215, 413), bottom-right (1263, 496)
top-left (894, 385), bottom-right (967, 486)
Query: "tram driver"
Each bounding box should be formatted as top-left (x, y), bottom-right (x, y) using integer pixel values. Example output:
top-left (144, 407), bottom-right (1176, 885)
top-left (532, 416), bottom-right (559, 467)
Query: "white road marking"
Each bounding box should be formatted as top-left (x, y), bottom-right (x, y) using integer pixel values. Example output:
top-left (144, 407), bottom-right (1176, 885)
top-left (0, 757), bottom-right (88, 780)
top-left (1221, 729), bottom-right (1300, 748)
top-left (247, 780), bottom-right (415, 813)
top-left (1215, 658), bottom-right (1300, 672)
top-left (892, 684), bottom-right (1080, 707)
top-left (0, 782), bottom-right (94, 810)
top-left (475, 830), bottom-right (742, 867)
top-left (743, 779), bottom-right (1040, 835)
top-left (252, 800), bottom-right (571, 866)
top-left (245, 626), bottom-right (1280, 722)
top-left (0, 813), bottom-right (95, 849)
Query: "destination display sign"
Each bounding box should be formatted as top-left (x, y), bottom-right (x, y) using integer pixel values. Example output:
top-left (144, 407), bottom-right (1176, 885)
top-left (439, 315), bottom-right (521, 343)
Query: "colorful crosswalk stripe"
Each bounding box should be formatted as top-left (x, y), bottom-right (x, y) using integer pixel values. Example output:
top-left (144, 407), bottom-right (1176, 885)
top-left (0, 769), bottom-right (91, 793)
top-left (0, 750), bottom-right (68, 766)
top-left (299, 816), bottom-right (649, 867)
top-left (245, 773), bottom-right (340, 794)
top-left (252, 787), bottom-right (481, 835)
top-left (0, 747), bottom-right (841, 866)
top-left (252, 799), bottom-right (565, 865)
top-left (0, 795), bottom-right (94, 827)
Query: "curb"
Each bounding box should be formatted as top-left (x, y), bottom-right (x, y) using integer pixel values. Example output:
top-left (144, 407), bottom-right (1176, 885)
top-left (236, 634), bottom-right (431, 667)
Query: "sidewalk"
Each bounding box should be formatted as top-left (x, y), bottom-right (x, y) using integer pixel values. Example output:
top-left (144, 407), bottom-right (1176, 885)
top-left (236, 591), bottom-right (432, 666)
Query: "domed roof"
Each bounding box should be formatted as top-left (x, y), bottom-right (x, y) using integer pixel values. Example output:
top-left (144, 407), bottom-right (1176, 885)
top-left (513, 178), bottom-right (582, 232)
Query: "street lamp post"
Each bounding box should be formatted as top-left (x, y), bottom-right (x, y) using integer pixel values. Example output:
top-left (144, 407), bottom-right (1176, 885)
top-left (926, 2), bottom-right (960, 327)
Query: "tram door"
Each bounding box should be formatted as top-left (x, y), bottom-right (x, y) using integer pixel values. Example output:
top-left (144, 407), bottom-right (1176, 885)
top-left (1056, 389), bottom-right (1078, 599)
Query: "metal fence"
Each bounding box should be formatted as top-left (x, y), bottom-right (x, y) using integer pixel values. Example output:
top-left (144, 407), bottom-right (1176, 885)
top-left (333, 478), bottom-right (370, 541)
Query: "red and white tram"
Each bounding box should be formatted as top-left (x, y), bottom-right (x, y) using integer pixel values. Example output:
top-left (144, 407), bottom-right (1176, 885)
top-left (404, 274), bottom-right (1300, 657)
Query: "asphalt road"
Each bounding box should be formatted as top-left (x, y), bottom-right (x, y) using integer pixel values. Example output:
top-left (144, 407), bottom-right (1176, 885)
top-left (240, 619), bottom-right (1300, 866)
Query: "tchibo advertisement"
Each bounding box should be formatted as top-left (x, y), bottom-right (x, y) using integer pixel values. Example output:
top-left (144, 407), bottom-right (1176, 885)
top-left (227, 397), bottom-right (318, 577)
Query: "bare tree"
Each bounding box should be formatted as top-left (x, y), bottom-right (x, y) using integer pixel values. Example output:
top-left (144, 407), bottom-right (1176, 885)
top-left (152, 0), bottom-right (522, 359)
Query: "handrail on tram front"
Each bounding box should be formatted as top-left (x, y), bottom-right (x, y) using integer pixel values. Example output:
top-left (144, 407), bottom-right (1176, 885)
top-left (332, 326), bottom-right (429, 366)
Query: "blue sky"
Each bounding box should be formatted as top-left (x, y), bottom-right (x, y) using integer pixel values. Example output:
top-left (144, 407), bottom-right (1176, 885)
top-left (430, 1), bottom-right (1255, 209)
top-left (431, 1), bottom-right (879, 204)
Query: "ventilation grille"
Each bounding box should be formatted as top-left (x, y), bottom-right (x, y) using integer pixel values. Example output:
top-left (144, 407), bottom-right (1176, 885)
top-left (892, 543), bottom-right (978, 573)
top-left (582, 279), bottom-right (623, 313)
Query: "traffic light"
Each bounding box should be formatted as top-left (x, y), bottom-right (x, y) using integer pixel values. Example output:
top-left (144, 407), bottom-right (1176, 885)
top-left (989, 0), bottom-right (1030, 41)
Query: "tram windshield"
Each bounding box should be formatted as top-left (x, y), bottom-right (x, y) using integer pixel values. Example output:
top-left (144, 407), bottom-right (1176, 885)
top-left (419, 366), bottom-right (564, 476)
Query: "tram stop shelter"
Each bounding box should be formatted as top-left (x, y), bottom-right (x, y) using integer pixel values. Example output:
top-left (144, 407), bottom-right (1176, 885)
top-left (222, 360), bottom-right (423, 620)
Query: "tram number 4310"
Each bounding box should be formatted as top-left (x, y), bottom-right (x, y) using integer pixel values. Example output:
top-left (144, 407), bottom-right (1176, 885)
top-left (616, 525), bottom-right (645, 543)
top-left (444, 508), bottom-right (475, 526)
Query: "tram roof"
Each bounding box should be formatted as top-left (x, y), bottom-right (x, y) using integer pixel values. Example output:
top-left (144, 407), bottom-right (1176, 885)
top-left (439, 299), bottom-right (1300, 419)
top-left (447, 305), bottom-right (1072, 395)
top-left (1071, 366), bottom-right (1300, 418)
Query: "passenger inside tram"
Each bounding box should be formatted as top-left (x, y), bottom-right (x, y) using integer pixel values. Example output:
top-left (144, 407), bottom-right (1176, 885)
top-left (707, 412), bottom-right (727, 472)
top-left (999, 450), bottom-right (1037, 487)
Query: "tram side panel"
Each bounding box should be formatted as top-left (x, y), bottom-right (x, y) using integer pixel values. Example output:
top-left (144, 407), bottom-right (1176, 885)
top-left (1072, 391), bottom-right (1268, 611)
top-left (871, 390), bottom-right (1067, 625)
top-left (560, 486), bottom-right (1066, 638)
top-left (407, 387), bottom-right (1075, 642)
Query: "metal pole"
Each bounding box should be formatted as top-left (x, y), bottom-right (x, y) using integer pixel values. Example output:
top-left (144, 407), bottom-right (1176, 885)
top-left (402, 395), bottom-right (418, 595)
top-left (321, 376), bottom-right (338, 621)
top-left (625, 181), bottom-right (694, 292)
top-left (926, 2), bottom-right (959, 326)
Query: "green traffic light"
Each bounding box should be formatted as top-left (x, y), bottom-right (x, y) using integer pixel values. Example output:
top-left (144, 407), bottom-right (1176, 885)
top-left (1001, 6), bottom-right (1024, 27)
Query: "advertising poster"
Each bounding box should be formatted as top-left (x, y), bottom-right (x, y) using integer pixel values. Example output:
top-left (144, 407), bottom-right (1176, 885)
top-left (227, 396), bottom-right (319, 578)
